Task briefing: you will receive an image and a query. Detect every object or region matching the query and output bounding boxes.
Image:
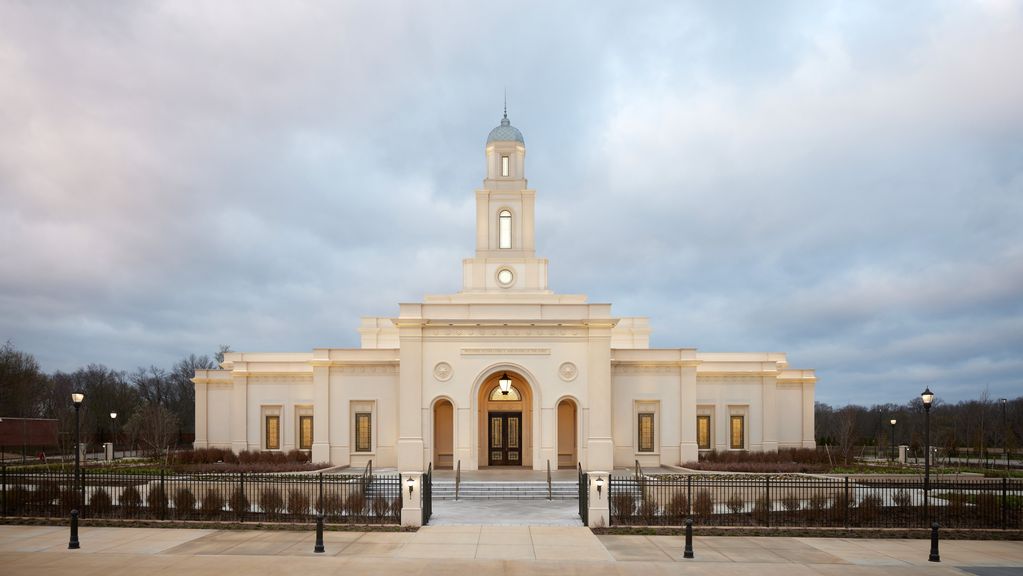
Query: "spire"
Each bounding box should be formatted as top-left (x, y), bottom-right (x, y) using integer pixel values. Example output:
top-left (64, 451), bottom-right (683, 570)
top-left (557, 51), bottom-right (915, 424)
top-left (502, 89), bottom-right (509, 126)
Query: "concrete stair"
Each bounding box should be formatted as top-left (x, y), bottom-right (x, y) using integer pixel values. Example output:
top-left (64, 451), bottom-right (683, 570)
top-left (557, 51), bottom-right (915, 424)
top-left (432, 480), bottom-right (578, 500)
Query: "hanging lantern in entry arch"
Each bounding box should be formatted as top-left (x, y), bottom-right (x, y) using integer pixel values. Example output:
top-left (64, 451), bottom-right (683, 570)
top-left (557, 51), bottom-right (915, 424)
top-left (498, 373), bottom-right (512, 395)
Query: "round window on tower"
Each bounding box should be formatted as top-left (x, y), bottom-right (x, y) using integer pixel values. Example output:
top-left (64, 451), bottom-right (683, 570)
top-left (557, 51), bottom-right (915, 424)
top-left (496, 268), bottom-right (515, 288)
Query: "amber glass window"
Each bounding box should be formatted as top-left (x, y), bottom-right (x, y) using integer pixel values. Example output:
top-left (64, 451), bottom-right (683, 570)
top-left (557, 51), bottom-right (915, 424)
top-left (355, 412), bottom-right (372, 452)
top-left (638, 413), bottom-right (655, 452)
top-left (730, 415), bottom-right (745, 449)
top-left (697, 415), bottom-right (711, 450)
top-left (265, 415), bottom-right (280, 450)
top-left (299, 415), bottom-right (313, 450)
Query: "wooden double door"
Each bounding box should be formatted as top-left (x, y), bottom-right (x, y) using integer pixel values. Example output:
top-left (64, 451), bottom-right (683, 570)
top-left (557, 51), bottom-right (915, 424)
top-left (487, 412), bottom-right (522, 466)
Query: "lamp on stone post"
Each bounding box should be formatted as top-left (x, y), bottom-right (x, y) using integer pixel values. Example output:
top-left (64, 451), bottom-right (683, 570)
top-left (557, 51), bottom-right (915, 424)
top-left (1001, 398), bottom-right (1009, 472)
top-left (921, 387), bottom-right (934, 513)
top-left (110, 412), bottom-right (118, 460)
top-left (890, 419), bottom-right (897, 463)
top-left (69, 391), bottom-right (84, 549)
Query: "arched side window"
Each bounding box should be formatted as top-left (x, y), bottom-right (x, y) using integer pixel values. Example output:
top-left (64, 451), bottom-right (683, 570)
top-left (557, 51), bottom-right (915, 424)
top-left (499, 210), bottom-right (512, 249)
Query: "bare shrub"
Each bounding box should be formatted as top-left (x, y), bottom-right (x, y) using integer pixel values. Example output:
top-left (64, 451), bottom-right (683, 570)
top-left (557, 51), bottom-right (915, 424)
top-left (173, 488), bottom-right (195, 519)
top-left (260, 488), bottom-right (284, 519)
top-left (287, 489), bottom-right (310, 517)
top-left (781, 494), bottom-right (801, 511)
top-left (372, 497), bottom-right (390, 518)
top-left (345, 492), bottom-right (366, 517)
top-left (89, 488), bottom-right (113, 516)
top-left (693, 489), bottom-right (714, 516)
top-left (753, 495), bottom-right (770, 523)
top-left (726, 494), bottom-right (744, 514)
top-left (318, 493), bottom-right (343, 519)
top-left (611, 492), bottom-right (636, 523)
top-left (120, 485), bottom-right (143, 516)
top-left (638, 498), bottom-right (659, 523)
top-left (856, 494), bottom-right (882, 523)
top-left (147, 485), bottom-right (168, 518)
top-left (665, 492), bottom-right (689, 521)
top-left (228, 488), bottom-right (250, 515)
top-left (892, 490), bottom-right (912, 508)
top-left (201, 489), bottom-right (225, 519)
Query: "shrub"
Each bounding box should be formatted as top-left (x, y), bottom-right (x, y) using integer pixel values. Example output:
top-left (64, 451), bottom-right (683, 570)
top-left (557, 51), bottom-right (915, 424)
top-left (808, 491), bottom-right (830, 512)
top-left (318, 493), bottom-right (343, 519)
top-left (33, 480), bottom-right (60, 504)
top-left (260, 488), bottom-right (284, 519)
top-left (228, 488), bottom-right (250, 515)
top-left (726, 494), bottom-right (744, 514)
top-left (781, 494), bottom-right (801, 511)
top-left (286, 449), bottom-right (310, 463)
top-left (637, 499), bottom-right (659, 523)
top-left (7, 486), bottom-right (30, 514)
top-left (173, 488), bottom-right (196, 519)
top-left (857, 494), bottom-right (882, 523)
top-left (693, 489), bottom-right (714, 516)
top-left (345, 492), bottom-right (366, 517)
top-left (372, 497), bottom-right (390, 518)
top-left (390, 496), bottom-right (402, 517)
top-left (201, 489), bottom-right (225, 519)
top-left (120, 486), bottom-right (143, 516)
top-left (752, 495), bottom-right (770, 523)
top-left (610, 492), bottom-right (636, 522)
top-left (665, 492), bottom-right (689, 521)
top-left (89, 488), bottom-right (113, 516)
top-left (689, 448), bottom-right (830, 472)
top-left (892, 490), bottom-right (912, 508)
top-left (147, 485), bottom-right (168, 517)
top-left (287, 489), bottom-right (310, 517)
top-left (59, 488), bottom-right (78, 511)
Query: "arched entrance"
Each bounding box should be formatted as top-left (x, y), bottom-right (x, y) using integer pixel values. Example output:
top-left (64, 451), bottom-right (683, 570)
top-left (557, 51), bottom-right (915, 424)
top-left (556, 398), bottom-right (578, 469)
top-left (433, 398), bottom-right (454, 470)
top-left (476, 370), bottom-right (533, 468)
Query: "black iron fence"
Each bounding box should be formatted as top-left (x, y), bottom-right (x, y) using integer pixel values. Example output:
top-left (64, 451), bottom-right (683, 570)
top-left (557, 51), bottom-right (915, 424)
top-left (422, 463), bottom-right (432, 525)
top-left (1, 466), bottom-right (402, 524)
top-left (578, 463), bottom-right (588, 525)
top-left (608, 474), bottom-right (1021, 529)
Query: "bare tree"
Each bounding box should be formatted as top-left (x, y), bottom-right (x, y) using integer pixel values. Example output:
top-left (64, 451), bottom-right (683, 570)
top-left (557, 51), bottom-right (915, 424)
top-left (125, 404), bottom-right (179, 465)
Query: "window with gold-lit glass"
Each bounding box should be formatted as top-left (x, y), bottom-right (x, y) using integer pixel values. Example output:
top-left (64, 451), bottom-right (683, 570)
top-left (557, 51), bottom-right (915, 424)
top-left (355, 412), bottom-right (372, 452)
top-left (697, 415), bottom-right (711, 450)
top-left (265, 415), bottom-right (280, 450)
top-left (730, 415), bottom-right (745, 449)
top-left (638, 412), bottom-right (655, 452)
top-left (299, 415), bottom-right (313, 450)
top-left (489, 385), bottom-right (521, 401)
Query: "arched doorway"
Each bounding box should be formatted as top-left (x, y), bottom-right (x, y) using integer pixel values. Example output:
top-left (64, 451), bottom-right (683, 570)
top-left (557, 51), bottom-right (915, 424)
top-left (433, 399), bottom-right (454, 470)
top-left (556, 398), bottom-right (578, 469)
top-left (477, 370), bottom-right (533, 468)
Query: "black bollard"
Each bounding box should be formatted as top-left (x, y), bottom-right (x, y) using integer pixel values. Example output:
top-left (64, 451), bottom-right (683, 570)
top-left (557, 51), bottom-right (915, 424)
top-left (928, 522), bottom-right (940, 562)
top-left (314, 513), bottom-right (325, 553)
top-left (683, 518), bottom-right (694, 559)
top-left (68, 509), bottom-right (80, 549)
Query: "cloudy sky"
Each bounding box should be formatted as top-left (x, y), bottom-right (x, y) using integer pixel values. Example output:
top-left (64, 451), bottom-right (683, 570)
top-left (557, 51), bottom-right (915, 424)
top-left (1, 1), bottom-right (1021, 406)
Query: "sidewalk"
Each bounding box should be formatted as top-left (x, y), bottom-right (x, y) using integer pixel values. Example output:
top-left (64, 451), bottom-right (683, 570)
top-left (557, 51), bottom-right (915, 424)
top-left (1, 524), bottom-right (1021, 575)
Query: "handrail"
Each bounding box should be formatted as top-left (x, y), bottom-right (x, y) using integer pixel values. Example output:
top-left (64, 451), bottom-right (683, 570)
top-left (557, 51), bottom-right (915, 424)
top-left (361, 459), bottom-right (373, 489)
top-left (455, 459), bottom-right (461, 501)
top-left (546, 459), bottom-right (552, 501)
top-left (635, 458), bottom-right (643, 480)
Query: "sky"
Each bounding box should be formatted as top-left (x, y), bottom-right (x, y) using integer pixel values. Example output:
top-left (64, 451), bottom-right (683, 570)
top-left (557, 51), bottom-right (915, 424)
top-left (1, 1), bottom-right (1021, 407)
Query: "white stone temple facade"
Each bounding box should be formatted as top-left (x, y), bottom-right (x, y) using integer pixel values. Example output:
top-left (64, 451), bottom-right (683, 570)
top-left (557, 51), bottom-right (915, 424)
top-left (192, 111), bottom-right (817, 475)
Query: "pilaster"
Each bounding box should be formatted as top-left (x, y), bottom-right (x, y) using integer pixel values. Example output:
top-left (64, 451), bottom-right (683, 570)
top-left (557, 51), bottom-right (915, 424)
top-left (193, 378), bottom-right (208, 449)
top-left (679, 365), bottom-right (698, 464)
top-left (311, 360), bottom-right (331, 463)
top-left (231, 370), bottom-right (248, 453)
top-left (586, 325), bottom-right (613, 471)
top-left (397, 322), bottom-right (425, 471)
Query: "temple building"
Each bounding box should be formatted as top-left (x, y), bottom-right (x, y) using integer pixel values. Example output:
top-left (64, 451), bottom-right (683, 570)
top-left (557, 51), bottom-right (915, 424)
top-left (192, 111), bottom-right (817, 474)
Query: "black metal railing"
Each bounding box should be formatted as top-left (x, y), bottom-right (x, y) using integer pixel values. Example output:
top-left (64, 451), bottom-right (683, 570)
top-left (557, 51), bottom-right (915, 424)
top-left (607, 474), bottom-right (1021, 529)
top-left (1, 466), bottom-right (401, 524)
top-left (578, 462), bottom-right (588, 525)
top-left (422, 463), bottom-right (432, 525)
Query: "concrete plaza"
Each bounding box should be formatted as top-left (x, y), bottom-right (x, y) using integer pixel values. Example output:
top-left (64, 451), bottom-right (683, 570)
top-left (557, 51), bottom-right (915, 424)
top-left (1, 524), bottom-right (1022, 575)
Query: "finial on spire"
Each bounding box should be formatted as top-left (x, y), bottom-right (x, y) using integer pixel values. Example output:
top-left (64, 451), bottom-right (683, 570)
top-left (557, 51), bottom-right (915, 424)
top-left (503, 88), bottom-right (508, 120)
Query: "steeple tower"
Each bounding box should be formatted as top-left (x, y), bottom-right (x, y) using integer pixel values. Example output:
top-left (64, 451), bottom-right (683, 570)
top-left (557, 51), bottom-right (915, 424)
top-left (460, 109), bottom-right (549, 293)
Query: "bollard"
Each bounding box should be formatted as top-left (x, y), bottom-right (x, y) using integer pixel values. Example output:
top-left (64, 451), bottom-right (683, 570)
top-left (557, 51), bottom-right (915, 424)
top-left (314, 514), bottom-right (325, 553)
top-left (68, 509), bottom-right (80, 549)
top-left (928, 522), bottom-right (940, 562)
top-left (683, 518), bottom-right (694, 559)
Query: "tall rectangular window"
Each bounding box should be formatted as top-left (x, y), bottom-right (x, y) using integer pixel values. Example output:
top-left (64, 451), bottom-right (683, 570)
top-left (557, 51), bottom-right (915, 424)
top-left (499, 210), bottom-right (512, 249)
top-left (265, 415), bottom-right (280, 450)
top-left (299, 415), bottom-right (313, 450)
top-left (355, 412), bottom-right (372, 452)
top-left (638, 413), bottom-right (655, 452)
top-left (501, 155), bottom-right (509, 176)
top-left (730, 415), bottom-right (745, 450)
top-left (697, 415), bottom-right (711, 450)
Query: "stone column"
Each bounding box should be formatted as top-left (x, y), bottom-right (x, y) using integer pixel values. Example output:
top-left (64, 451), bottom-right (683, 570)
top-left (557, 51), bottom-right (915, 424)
top-left (762, 368), bottom-right (779, 453)
top-left (231, 369), bottom-right (248, 454)
top-left (311, 358), bottom-right (331, 464)
top-left (397, 318), bottom-right (425, 472)
top-left (679, 364), bottom-right (698, 464)
top-left (586, 325), bottom-right (613, 471)
top-left (193, 377), bottom-right (208, 449)
top-left (400, 472), bottom-right (423, 527)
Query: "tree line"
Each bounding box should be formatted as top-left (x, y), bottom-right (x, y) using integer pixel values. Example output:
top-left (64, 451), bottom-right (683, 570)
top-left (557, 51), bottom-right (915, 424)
top-left (815, 391), bottom-right (1022, 465)
top-left (0, 340), bottom-right (229, 457)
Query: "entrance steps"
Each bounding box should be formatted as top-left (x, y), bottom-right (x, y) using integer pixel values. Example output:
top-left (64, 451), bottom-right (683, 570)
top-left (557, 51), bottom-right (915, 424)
top-left (432, 480), bottom-right (577, 500)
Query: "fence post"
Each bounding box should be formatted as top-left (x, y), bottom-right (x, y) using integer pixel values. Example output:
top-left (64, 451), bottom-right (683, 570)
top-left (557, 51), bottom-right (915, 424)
top-left (843, 477), bottom-right (850, 530)
top-left (160, 470), bottom-right (167, 520)
top-left (239, 472), bottom-right (245, 522)
top-left (1, 463), bottom-right (6, 517)
top-left (1003, 477), bottom-right (1008, 530)
top-left (318, 472), bottom-right (324, 515)
top-left (765, 476), bottom-right (771, 528)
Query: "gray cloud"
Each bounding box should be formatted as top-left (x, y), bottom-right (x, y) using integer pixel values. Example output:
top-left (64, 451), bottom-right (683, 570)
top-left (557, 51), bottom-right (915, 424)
top-left (1, 1), bottom-right (1021, 406)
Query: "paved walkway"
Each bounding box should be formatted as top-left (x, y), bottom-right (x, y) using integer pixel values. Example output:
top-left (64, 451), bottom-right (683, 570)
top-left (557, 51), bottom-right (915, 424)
top-left (429, 499), bottom-right (582, 526)
top-left (1, 524), bottom-right (1022, 575)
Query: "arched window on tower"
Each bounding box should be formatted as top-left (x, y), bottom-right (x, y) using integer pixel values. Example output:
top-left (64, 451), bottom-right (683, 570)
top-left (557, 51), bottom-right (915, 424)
top-left (499, 210), bottom-right (512, 249)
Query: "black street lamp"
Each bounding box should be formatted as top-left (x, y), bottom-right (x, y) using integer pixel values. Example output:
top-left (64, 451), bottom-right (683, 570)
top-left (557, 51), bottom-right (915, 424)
top-left (69, 391), bottom-right (84, 550)
top-left (921, 387), bottom-right (935, 514)
top-left (890, 418), bottom-right (897, 463)
top-left (1001, 398), bottom-right (1009, 472)
top-left (110, 412), bottom-right (117, 460)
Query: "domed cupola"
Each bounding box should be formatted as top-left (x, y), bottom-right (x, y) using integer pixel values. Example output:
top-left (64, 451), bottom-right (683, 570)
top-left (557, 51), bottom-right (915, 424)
top-left (486, 110), bottom-right (524, 144)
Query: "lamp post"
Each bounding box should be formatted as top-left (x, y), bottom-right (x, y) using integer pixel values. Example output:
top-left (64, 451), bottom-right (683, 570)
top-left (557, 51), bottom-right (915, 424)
top-left (890, 419), bottom-right (897, 463)
top-left (109, 412), bottom-right (117, 460)
top-left (1001, 398), bottom-right (1009, 472)
top-left (921, 387), bottom-right (934, 514)
top-left (69, 391), bottom-right (84, 550)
